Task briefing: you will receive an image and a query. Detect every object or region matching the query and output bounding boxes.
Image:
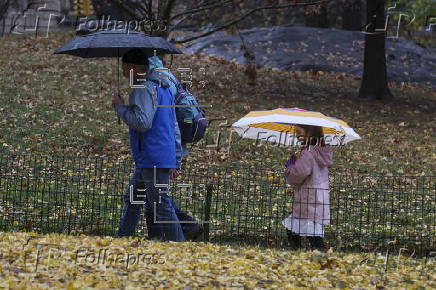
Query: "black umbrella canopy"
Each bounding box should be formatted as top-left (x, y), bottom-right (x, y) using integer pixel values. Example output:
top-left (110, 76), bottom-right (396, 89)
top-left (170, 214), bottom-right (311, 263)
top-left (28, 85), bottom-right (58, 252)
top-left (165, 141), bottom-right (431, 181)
top-left (54, 30), bottom-right (183, 58)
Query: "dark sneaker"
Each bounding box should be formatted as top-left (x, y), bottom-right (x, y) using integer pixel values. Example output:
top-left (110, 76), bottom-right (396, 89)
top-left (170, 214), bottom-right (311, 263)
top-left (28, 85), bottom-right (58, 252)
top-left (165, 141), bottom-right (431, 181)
top-left (184, 224), bottom-right (204, 241)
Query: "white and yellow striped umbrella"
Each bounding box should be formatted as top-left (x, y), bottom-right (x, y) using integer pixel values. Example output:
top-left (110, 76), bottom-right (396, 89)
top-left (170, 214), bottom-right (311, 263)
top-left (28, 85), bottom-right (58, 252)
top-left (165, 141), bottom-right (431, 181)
top-left (231, 108), bottom-right (361, 146)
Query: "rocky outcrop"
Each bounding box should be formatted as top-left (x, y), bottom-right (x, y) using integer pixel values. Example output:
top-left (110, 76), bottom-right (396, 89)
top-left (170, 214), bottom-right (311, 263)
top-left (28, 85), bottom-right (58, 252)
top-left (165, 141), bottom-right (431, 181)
top-left (183, 25), bottom-right (436, 88)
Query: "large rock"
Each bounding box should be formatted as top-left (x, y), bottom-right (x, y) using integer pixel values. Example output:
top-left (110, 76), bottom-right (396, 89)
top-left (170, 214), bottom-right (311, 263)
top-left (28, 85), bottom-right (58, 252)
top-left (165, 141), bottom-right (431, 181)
top-left (182, 25), bottom-right (436, 88)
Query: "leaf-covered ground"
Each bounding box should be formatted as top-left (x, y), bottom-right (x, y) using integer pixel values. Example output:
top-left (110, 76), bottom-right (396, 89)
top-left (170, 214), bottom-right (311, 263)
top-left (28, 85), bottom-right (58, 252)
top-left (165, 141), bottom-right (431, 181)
top-left (0, 232), bottom-right (434, 289)
top-left (0, 32), bottom-right (435, 175)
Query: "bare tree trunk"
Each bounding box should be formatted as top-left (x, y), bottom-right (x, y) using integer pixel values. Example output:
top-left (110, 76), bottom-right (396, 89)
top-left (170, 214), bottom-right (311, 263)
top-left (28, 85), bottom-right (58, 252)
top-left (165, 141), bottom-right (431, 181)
top-left (0, 0), bottom-right (10, 36)
top-left (0, 0), bottom-right (9, 19)
top-left (342, 0), bottom-right (362, 30)
top-left (358, 0), bottom-right (393, 100)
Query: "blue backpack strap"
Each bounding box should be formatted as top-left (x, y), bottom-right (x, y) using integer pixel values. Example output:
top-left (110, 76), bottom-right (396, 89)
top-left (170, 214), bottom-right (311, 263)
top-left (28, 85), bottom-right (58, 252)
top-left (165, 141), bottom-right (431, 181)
top-left (167, 76), bottom-right (188, 104)
top-left (166, 73), bottom-right (182, 90)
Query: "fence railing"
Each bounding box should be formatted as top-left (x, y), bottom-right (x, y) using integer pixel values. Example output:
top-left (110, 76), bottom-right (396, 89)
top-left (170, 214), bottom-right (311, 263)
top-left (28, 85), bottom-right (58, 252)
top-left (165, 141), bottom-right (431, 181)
top-left (0, 153), bottom-right (434, 254)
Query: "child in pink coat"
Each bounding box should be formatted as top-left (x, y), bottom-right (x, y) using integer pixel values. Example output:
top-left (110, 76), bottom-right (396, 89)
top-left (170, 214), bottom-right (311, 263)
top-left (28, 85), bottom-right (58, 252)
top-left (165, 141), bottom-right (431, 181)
top-left (282, 124), bottom-right (333, 251)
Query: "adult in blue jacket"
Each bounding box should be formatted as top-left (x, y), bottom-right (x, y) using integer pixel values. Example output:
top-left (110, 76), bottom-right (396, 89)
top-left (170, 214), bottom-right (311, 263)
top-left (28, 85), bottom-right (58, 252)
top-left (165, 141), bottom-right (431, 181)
top-left (147, 54), bottom-right (204, 241)
top-left (113, 49), bottom-right (184, 241)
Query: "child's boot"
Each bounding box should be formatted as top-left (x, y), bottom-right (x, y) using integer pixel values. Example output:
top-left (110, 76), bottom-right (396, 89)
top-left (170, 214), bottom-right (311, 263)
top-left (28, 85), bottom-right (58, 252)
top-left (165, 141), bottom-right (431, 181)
top-left (286, 230), bottom-right (302, 249)
top-left (308, 236), bottom-right (327, 252)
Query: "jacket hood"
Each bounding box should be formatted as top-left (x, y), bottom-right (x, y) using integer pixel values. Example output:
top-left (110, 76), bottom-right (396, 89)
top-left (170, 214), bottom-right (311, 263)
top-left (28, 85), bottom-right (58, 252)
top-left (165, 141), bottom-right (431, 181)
top-left (308, 146), bottom-right (333, 167)
top-left (146, 70), bottom-right (173, 88)
top-left (146, 56), bottom-right (176, 89)
top-left (148, 55), bottom-right (164, 70)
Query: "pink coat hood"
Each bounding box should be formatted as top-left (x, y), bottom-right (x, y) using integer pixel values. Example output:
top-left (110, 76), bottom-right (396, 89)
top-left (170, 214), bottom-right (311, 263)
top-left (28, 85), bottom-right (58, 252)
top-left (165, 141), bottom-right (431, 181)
top-left (310, 146), bottom-right (333, 168)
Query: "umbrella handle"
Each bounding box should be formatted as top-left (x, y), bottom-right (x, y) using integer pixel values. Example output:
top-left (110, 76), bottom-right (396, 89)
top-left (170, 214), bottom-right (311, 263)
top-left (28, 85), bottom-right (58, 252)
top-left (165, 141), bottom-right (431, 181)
top-left (117, 47), bottom-right (120, 125)
top-left (118, 93), bottom-right (121, 125)
top-left (117, 92), bottom-right (121, 125)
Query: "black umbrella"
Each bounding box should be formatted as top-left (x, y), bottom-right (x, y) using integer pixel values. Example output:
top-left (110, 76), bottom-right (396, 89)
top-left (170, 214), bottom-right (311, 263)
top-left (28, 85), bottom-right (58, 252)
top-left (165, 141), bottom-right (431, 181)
top-left (54, 29), bottom-right (182, 123)
top-left (54, 30), bottom-right (183, 58)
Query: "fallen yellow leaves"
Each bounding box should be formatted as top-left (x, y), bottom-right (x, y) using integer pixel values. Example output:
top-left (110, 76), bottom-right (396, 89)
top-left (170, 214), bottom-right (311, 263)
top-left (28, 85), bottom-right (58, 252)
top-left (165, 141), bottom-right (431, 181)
top-left (0, 232), bottom-right (434, 289)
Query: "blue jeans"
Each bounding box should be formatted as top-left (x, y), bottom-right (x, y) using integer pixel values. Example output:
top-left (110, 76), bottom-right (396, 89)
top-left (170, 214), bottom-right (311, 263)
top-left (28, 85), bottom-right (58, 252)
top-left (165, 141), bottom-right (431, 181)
top-left (171, 199), bottom-right (199, 234)
top-left (118, 167), bottom-right (185, 242)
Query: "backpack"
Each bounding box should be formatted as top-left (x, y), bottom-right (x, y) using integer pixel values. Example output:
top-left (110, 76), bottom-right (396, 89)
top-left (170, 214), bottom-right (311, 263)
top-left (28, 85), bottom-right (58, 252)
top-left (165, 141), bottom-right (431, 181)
top-left (169, 78), bottom-right (208, 143)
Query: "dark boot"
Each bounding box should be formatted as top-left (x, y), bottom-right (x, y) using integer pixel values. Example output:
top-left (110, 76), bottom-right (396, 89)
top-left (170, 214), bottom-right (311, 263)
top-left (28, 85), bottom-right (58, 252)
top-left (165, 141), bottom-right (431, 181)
top-left (308, 236), bottom-right (327, 252)
top-left (184, 224), bottom-right (204, 241)
top-left (287, 230), bottom-right (302, 249)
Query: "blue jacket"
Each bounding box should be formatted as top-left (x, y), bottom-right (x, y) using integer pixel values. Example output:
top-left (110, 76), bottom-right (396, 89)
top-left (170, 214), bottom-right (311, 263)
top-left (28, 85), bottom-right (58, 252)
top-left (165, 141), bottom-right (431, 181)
top-left (148, 56), bottom-right (189, 157)
top-left (114, 69), bottom-right (182, 168)
top-left (130, 82), bottom-right (176, 168)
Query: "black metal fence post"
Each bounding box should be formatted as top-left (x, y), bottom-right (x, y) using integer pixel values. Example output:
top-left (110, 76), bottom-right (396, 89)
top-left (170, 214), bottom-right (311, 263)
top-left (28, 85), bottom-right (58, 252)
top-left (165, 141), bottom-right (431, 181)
top-left (203, 184), bottom-right (213, 242)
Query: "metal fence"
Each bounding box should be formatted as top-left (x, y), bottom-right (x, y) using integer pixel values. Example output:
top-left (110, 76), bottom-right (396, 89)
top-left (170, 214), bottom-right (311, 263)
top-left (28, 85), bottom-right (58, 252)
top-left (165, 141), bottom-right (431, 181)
top-left (0, 153), bottom-right (434, 254)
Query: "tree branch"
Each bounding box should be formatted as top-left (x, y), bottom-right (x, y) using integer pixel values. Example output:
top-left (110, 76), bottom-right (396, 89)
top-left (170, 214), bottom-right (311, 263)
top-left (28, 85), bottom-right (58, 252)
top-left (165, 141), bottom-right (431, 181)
top-left (134, 1), bottom-right (150, 18)
top-left (168, 14), bottom-right (190, 32)
top-left (170, 0), bottom-right (233, 21)
top-left (172, 0), bottom-right (335, 43)
top-left (108, 0), bottom-right (143, 20)
top-left (179, 0), bottom-right (227, 14)
top-left (162, 0), bottom-right (176, 22)
top-left (135, 0), bottom-right (151, 19)
top-left (168, 0), bottom-right (236, 32)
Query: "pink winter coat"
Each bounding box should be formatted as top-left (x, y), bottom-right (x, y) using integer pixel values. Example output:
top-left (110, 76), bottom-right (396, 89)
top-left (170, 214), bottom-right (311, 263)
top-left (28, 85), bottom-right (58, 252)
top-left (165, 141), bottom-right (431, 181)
top-left (285, 146), bottom-right (333, 225)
